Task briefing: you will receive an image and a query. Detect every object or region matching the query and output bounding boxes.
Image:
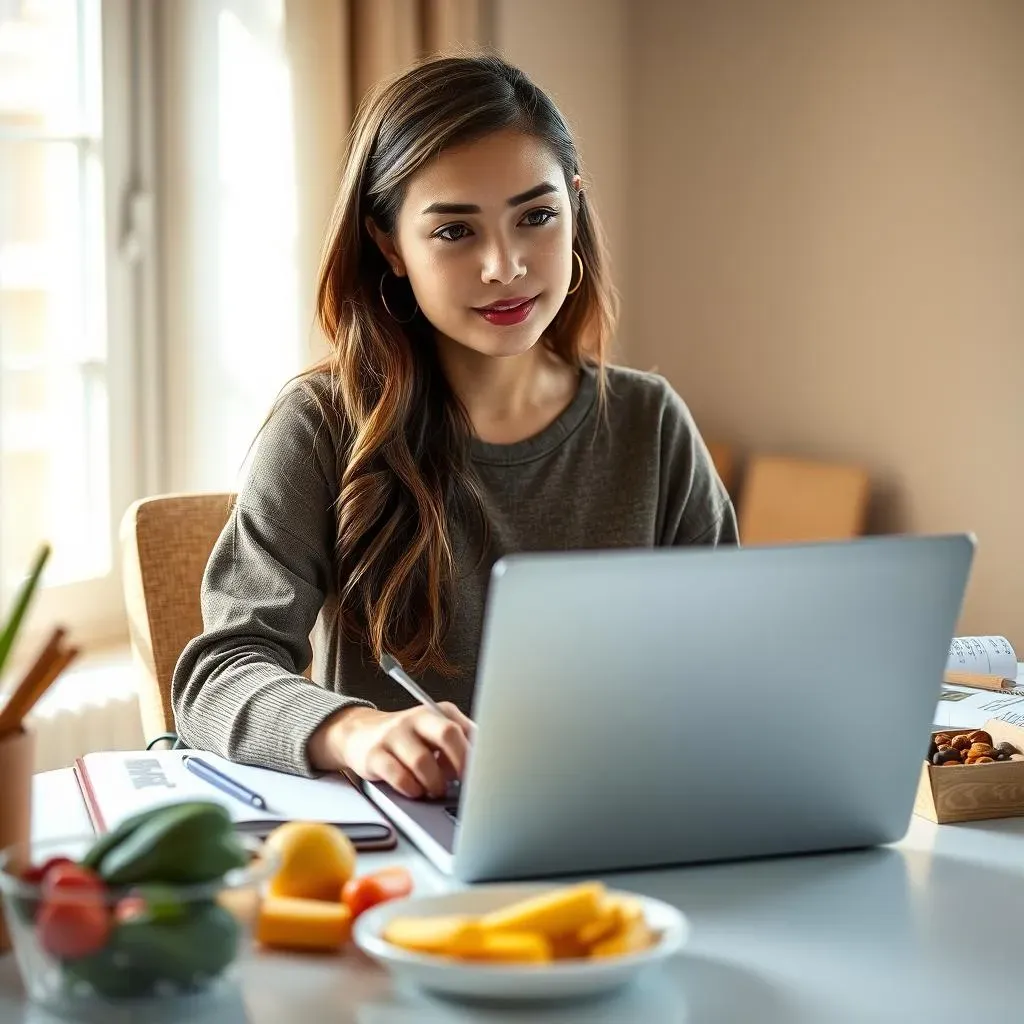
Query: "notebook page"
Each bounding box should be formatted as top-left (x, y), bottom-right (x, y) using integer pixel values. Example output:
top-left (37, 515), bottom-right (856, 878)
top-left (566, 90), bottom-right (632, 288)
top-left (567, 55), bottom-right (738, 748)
top-left (80, 750), bottom-right (390, 832)
top-left (946, 636), bottom-right (1018, 679)
top-left (191, 751), bottom-right (390, 827)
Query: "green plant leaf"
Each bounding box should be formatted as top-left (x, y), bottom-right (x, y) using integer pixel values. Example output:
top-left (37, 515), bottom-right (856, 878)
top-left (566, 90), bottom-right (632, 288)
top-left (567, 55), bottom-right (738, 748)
top-left (0, 543), bottom-right (51, 679)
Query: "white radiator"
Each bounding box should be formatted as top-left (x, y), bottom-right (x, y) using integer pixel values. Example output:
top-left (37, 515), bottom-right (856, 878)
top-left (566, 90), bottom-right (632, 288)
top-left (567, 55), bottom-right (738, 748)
top-left (25, 651), bottom-right (146, 773)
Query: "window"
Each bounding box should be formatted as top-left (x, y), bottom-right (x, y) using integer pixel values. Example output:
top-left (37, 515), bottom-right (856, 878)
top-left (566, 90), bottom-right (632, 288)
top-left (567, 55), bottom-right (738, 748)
top-left (0, 0), bottom-right (136, 649)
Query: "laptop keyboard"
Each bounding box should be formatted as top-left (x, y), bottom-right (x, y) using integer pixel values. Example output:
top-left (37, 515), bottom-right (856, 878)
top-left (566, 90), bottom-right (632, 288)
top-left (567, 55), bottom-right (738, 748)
top-left (442, 779), bottom-right (461, 821)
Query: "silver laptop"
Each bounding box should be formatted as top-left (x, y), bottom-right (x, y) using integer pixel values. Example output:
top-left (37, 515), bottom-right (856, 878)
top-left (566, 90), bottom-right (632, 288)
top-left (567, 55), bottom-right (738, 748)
top-left (361, 534), bottom-right (974, 882)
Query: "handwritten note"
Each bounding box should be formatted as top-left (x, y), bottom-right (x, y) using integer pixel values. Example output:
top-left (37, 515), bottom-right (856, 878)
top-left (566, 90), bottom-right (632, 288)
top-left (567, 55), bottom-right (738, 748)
top-left (946, 636), bottom-right (1018, 681)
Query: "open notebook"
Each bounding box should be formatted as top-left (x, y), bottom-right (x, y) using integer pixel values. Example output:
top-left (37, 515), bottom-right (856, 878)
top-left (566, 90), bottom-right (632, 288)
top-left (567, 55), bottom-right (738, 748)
top-left (945, 635), bottom-right (1018, 684)
top-left (73, 749), bottom-right (397, 850)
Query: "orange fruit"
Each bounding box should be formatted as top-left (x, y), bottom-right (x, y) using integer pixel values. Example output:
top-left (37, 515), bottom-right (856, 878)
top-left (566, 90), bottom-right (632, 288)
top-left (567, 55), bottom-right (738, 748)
top-left (264, 821), bottom-right (357, 901)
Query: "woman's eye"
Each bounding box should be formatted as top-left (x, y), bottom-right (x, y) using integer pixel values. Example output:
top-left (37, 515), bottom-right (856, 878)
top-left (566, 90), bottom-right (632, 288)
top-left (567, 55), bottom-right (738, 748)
top-left (434, 224), bottom-right (470, 242)
top-left (522, 208), bottom-right (558, 227)
top-left (433, 209), bottom-right (557, 242)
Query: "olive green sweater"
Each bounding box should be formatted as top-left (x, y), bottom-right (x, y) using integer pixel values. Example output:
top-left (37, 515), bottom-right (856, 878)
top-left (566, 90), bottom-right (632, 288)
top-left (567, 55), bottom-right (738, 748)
top-left (171, 364), bottom-right (739, 776)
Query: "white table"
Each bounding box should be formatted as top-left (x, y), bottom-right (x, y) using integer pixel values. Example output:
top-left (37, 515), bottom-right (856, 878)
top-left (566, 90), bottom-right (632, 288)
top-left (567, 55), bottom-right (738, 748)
top-left (3, 767), bottom-right (1024, 1023)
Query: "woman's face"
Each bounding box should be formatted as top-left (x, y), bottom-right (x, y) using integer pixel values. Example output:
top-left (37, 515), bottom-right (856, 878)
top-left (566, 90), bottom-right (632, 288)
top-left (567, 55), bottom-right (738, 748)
top-left (371, 129), bottom-right (578, 358)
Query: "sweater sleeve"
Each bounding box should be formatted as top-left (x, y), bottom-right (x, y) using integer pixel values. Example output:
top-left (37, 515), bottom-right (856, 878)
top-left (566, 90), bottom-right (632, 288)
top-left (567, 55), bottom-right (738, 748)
top-left (655, 382), bottom-right (740, 547)
top-left (170, 382), bottom-right (374, 777)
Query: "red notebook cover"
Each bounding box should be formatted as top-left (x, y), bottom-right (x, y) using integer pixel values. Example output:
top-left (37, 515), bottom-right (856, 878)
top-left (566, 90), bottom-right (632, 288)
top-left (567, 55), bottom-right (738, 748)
top-left (73, 756), bottom-right (109, 835)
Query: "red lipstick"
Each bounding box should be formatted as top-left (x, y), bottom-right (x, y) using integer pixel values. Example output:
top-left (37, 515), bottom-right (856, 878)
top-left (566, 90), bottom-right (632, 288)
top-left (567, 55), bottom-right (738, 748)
top-left (474, 296), bottom-right (537, 326)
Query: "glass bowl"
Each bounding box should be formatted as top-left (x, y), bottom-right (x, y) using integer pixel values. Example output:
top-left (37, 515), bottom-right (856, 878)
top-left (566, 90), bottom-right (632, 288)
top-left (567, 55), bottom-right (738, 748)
top-left (0, 832), bottom-right (277, 1023)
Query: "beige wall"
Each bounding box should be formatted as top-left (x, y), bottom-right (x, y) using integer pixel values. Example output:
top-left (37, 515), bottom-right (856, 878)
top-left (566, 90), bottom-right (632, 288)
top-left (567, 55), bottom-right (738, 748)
top-left (494, 0), bottom-right (630, 358)
top-left (629, 0), bottom-right (1024, 648)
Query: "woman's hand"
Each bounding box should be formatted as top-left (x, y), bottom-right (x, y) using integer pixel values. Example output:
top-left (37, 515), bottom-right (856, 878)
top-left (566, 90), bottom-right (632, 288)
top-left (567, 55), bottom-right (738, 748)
top-left (309, 704), bottom-right (473, 799)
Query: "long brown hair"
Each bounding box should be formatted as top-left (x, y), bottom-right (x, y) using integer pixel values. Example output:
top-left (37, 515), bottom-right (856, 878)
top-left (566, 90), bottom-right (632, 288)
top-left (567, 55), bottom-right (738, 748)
top-left (308, 53), bottom-right (616, 676)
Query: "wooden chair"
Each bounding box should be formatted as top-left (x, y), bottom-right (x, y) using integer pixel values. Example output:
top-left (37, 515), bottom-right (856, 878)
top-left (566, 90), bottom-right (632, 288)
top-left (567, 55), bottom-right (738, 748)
top-left (737, 455), bottom-right (870, 546)
top-left (119, 493), bottom-right (235, 745)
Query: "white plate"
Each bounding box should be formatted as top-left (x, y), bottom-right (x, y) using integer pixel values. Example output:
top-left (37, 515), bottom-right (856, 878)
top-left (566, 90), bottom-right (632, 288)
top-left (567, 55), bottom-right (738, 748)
top-left (353, 884), bottom-right (690, 1003)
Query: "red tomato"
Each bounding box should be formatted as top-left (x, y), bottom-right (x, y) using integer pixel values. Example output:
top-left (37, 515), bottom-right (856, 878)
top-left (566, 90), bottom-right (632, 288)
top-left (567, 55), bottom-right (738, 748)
top-left (342, 867), bottom-right (413, 918)
top-left (20, 856), bottom-right (75, 886)
top-left (37, 862), bottom-right (111, 960)
top-left (41, 862), bottom-right (105, 898)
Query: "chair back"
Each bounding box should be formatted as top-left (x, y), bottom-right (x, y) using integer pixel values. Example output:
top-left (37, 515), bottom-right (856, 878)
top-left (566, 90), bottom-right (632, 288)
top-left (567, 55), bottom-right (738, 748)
top-left (738, 455), bottom-right (870, 545)
top-left (705, 440), bottom-right (739, 498)
top-left (120, 493), bottom-right (235, 741)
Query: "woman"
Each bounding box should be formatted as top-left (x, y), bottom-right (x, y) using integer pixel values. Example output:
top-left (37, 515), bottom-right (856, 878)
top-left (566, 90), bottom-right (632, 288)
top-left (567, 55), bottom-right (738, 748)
top-left (172, 53), bottom-right (738, 798)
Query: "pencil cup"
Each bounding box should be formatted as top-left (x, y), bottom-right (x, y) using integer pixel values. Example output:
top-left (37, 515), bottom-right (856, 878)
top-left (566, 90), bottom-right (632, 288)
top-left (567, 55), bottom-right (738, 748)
top-left (0, 727), bottom-right (34, 954)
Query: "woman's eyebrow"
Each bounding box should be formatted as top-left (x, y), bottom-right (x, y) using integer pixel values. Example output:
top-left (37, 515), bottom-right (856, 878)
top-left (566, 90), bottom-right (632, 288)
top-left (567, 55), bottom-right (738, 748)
top-left (420, 181), bottom-right (558, 216)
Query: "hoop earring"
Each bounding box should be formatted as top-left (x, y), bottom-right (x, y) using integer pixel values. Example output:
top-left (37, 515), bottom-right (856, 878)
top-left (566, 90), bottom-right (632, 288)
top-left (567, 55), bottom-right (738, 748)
top-left (566, 250), bottom-right (584, 295)
top-left (379, 270), bottom-right (419, 324)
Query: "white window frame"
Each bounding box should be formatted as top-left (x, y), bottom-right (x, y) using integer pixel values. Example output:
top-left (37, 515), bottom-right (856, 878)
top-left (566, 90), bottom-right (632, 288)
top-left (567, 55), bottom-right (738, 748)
top-left (2, 0), bottom-right (161, 657)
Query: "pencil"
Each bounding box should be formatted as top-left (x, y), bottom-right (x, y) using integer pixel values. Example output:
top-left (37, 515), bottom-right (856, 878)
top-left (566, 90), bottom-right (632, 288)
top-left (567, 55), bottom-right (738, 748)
top-left (944, 671), bottom-right (1016, 693)
top-left (0, 629), bottom-right (78, 737)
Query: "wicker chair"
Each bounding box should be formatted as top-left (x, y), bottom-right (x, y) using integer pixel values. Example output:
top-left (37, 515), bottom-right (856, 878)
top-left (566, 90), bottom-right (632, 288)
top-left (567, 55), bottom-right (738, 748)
top-left (119, 493), bottom-right (236, 748)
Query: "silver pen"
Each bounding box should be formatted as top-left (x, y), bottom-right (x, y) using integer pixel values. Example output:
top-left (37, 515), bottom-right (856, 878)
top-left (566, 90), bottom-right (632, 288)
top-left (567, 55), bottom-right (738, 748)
top-left (378, 653), bottom-right (477, 740)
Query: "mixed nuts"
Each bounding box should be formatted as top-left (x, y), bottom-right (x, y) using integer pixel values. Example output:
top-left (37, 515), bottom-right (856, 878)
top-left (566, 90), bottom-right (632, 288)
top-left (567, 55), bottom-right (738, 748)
top-left (928, 729), bottom-right (1024, 766)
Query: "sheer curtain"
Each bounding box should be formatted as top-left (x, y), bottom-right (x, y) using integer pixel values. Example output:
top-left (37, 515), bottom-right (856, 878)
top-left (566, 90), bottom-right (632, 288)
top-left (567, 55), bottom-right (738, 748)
top-left (350, 0), bottom-right (484, 105)
top-left (156, 0), bottom-right (484, 495)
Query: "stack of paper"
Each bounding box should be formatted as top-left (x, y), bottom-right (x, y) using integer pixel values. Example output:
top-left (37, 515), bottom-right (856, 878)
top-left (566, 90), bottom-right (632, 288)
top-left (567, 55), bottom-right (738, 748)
top-left (934, 635), bottom-right (1024, 730)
